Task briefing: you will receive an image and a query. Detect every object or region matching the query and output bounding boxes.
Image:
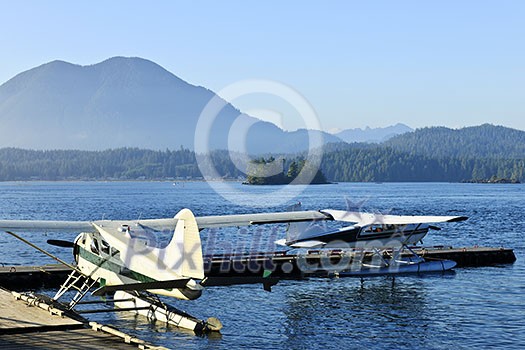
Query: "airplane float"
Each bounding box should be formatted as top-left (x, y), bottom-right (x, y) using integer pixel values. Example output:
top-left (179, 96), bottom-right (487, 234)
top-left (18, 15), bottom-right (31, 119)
top-left (0, 207), bottom-right (467, 332)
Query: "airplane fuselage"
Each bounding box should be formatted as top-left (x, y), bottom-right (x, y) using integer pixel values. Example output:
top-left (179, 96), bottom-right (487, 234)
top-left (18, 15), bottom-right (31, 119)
top-left (287, 223), bottom-right (430, 249)
top-left (73, 231), bottom-right (203, 300)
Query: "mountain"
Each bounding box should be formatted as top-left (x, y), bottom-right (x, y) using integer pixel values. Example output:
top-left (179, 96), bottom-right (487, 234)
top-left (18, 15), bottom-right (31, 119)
top-left (384, 124), bottom-right (525, 159)
top-left (335, 123), bottom-right (413, 143)
top-left (0, 57), bottom-right (341, 153)
top-left (315, 124), bottom-right (525, 182)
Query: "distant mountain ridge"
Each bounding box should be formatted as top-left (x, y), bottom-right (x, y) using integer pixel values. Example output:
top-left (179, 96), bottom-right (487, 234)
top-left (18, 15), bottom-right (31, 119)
top-left (318, 124), bottom-right (525, 182)
top-left (1, 57), bottom-right (522, 165)
top-left (0, 122), bottom-right (523, 182)
top-left (335, 123), bottom-right (413, 143)
top-left (0, 57), bottom-right (341, 153)
top-left (384, 124), bottom-right (525, 159)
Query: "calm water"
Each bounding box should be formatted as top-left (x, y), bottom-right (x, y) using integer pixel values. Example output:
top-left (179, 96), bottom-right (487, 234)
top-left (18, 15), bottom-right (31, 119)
top-left (0, 181), bottom-right (523, 349)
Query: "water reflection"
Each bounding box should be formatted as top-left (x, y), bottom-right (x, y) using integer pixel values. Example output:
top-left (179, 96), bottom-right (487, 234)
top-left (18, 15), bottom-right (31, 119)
top-left (281, 278), bottom-right (441, 349)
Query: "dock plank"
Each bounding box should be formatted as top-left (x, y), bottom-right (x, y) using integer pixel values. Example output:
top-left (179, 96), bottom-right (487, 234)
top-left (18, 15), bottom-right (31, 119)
top-left (0, 288), bottom-right (83, 333)
top-left (0, 289), bottom-right (165, 349)
top-left (0, 328), bottom-right (144, 349)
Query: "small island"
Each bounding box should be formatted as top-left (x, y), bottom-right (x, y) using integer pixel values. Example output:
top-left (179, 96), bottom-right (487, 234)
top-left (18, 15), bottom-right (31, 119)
top-left (244, 157), bottom-right (330, 185)
top-left (462, 176), bottom-right (521, 184)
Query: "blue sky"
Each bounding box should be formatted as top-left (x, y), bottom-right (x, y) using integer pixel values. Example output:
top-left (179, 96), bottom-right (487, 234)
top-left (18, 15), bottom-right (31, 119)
top-left (0, 1), bottom-right (523, 132)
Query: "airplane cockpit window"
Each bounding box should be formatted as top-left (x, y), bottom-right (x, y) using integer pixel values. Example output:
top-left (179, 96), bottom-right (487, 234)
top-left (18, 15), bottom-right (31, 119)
top-left (90, 239), bottom-right (100, 255)
top-left (361, 226), bottom-right (372, 233)
top-left (111, 247), bottom-right (120, 257)
top-left (100, 240), bottom-right (110, 255)
top-left (359, 226), bottom-right (374, 236)
top-left (360, 224), bottom-right (388, 236)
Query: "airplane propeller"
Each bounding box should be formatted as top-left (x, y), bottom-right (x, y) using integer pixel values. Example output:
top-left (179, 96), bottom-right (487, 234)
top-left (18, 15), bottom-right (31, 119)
top-left (47, 239), bottom-right (75, 248)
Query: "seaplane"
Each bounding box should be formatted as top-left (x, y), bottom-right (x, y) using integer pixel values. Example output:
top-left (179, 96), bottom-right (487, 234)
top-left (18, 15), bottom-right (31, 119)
top-left (276, 207), bottom-right (468, 276)
top-left (0, 206), bottom-right (467, 331)
top-left (0, 208), bottom-right (331, 333)
top-left (276, 209), bottom-right (468, 249)
top-left (1, 209), bottom-right (226, 333)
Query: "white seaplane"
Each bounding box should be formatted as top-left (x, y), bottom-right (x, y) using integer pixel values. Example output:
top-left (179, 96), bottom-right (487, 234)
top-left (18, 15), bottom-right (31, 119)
top-left (2, 209), bottom-right (225, 332)
top-left (0, 208), bottom-right (330, 332)
top-left (276, 208), bottom-right (468, 276)
top-left (0, 207), bottom-right (467, 331)
top-left (277, 209), bottom-right (467, 249)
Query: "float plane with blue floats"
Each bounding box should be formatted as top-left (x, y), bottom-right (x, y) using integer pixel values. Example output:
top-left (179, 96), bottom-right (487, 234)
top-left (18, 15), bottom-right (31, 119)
top-left (0, 207), bottom-right (467, 332)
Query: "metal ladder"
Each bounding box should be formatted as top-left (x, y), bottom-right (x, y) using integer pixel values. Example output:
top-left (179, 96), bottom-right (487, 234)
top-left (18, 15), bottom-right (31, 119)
top-left (53, 269), bottom-right (99, 309)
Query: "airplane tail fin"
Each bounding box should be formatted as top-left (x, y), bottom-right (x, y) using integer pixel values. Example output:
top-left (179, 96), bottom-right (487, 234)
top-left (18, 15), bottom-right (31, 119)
top-left (164, 208), bottom-right (204, 280)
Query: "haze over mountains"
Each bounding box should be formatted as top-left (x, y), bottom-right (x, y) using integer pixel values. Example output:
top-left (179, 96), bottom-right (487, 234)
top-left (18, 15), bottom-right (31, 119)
top-left (1, 56), bottom-right (522, 166)
top-left (0, 56), bottom-right (522, 182)
top-left (0, 57), bottom-right (355, 153)
top-left (334, 123), bottom-right (413, 143)
top-left (0, 57), bottom-right (416, 153)
top-left (1, 123), bottom-right (523, 182)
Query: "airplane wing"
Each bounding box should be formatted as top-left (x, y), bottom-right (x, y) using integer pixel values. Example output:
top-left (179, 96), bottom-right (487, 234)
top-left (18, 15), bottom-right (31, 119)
top-left (0, 218), bottom-right (179, 233)
top-left (136, 210), bottom-right (329, 230)
top-left (322, 210), bottom-right (468, 226)
top-left (195, 210), bottom-right (330, 228)
top-left (0, 211), bottom-right (331, 233)
top-left (0, 220), bottom-right (94, 232)
top-left (0, 209), bottom-right (466, 233)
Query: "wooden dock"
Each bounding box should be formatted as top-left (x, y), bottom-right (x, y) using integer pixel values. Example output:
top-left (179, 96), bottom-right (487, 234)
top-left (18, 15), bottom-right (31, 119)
top-left (0, 246), bottom-right (516, 347)
top-left (0, 288), bottom-right (166, 349)
top-left (0, 264), bottom-right (71, 290)
top-left (415, 246), bottom-right (517, 267)
top-left (0, 246), bottom-right (515, 289)
top-left (0, 288), bottom-right (83, 334)
top-left (204, 245), bottom-right (516, 281)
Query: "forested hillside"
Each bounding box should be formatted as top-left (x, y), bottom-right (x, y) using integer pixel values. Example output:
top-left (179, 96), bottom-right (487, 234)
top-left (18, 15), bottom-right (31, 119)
top-left (0, 146), bottom-right (523, 182)
top-left (320, 124), bottom-right (525, 182)
top-left (0, 124), bottom-right (523, 182)
top-left (0, 148), bottom-right (242, 181)
top-left (320, 147), bottom-right (524, 182)
top-left (385, 124), bottom-right (525, 159)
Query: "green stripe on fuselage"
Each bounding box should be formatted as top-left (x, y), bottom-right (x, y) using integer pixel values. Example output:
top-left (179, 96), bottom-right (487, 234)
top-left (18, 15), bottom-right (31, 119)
top-left (77, 246), bottom-right (157, 284)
